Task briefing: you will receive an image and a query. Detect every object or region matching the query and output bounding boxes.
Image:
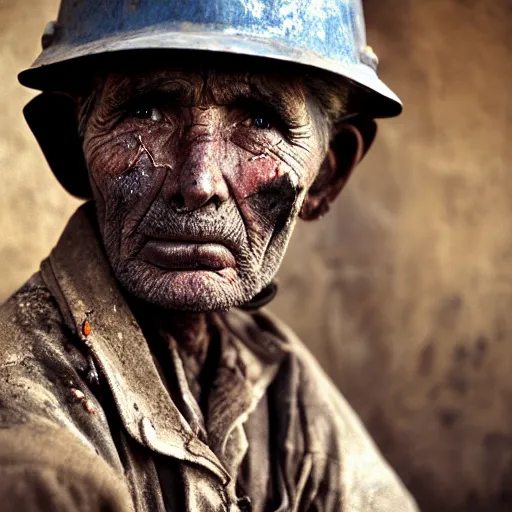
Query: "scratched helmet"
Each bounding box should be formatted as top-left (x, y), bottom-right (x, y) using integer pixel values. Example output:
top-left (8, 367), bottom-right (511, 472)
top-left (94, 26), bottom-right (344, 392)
top-left (20, 0), bottom-right (402, 197)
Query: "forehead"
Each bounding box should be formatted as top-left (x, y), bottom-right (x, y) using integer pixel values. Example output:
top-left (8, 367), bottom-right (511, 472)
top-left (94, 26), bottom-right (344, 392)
top-left (99, 55), bottom-right (310, 118)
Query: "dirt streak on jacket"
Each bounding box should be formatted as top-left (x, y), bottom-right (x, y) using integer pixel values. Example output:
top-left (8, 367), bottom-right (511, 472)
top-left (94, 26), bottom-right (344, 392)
top-left (0, 204), bottom-right (418, 511)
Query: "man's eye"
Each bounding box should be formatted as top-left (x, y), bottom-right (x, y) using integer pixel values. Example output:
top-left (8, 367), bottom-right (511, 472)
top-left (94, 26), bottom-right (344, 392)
top-left (241, 116), bottom-right (272, 129)
top-left (253, 117), bottom-right (272, 129)
top-left (132, 106), bottom-right (163, 122)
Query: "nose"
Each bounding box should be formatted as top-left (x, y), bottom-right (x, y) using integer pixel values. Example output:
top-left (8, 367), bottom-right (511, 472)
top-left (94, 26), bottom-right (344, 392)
top-left (162, 138), bottom-right (230, 211)
top-left (176, 139), bottom-right (229, 211)
top-left (163, 104), bottom-right (230, 211)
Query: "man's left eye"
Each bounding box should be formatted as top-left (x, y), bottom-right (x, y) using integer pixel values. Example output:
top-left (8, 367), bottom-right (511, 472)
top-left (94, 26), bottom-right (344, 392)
top-left (241, 116), bottom-right (272, 129)
top-left (132, 106), bottom-right (163, 122)
top-left (253, 117), bottom-right (272, 130)
top-left (253, 117), bottom-right (272, 129)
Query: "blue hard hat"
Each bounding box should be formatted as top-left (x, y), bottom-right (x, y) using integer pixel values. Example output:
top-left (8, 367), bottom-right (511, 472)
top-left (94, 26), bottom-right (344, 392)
top-left (19, 0), bottom-right (402, 118)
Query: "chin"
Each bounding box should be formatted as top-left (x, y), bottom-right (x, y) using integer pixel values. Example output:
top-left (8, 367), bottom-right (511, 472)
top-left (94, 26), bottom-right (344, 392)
top-left (115, 259), bottom-right (260, 312)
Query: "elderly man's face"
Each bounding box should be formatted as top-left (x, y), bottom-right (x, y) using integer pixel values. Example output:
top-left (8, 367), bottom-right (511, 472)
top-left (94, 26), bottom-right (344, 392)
top-left (82, 60), bottom-right (345, 311)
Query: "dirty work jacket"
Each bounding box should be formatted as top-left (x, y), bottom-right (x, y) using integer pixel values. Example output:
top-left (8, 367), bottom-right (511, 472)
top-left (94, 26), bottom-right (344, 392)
top-left (0, 204), bottom-right (418, 512)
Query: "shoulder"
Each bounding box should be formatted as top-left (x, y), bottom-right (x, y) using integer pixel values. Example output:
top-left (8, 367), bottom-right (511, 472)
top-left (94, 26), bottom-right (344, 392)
top-left (0, 273), bottom-right (65, 360)
top-left (235, 308), bottom-right (371, 447)
top-left (228, 307), bottom-right (418, 511)
top-left (0, 280), bottom-right (131, 510)
top-left (0, 271), bottom-right (91, 398)
top-left (229, 307), bottom-right (360, 425)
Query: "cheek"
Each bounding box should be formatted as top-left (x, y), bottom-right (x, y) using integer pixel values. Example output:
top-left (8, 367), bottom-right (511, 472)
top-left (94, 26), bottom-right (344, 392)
top-left (85, 132), bottom-right (140, 183)
top-left (230, 154), bottom-right (283, 200)
top-left (86, 129), bottom-right (173, 201)
top-left (85, 122), bottom-right (174, 179)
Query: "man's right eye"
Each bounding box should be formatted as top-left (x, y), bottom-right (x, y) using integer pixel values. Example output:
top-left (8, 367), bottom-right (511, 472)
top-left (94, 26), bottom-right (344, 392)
top-left (132, 106), bottom-right (163, 122)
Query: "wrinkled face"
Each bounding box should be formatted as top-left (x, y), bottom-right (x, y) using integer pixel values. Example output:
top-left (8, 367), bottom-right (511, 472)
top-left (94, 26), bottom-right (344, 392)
top-left (82, 60), bottom-right (332, 311)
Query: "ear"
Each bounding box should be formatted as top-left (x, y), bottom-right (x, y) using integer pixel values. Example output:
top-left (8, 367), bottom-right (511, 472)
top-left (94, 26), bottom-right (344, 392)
top-left (299, 118), bottom-right (377, 221)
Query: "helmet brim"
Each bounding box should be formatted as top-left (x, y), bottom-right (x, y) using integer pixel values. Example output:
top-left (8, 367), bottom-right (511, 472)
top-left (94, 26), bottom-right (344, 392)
top-left (19, 29), bottom-right (402, 118)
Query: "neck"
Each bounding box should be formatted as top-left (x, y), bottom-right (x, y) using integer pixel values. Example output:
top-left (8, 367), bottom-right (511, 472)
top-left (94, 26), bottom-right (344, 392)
top-left (129, 298), bottom-right (211, 364)
top-left (161, 310), bottom-right (210, 361)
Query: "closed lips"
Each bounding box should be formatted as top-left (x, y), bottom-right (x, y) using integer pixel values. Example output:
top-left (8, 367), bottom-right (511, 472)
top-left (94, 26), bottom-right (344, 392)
top-left (139, 239), bottom-right (236, 270)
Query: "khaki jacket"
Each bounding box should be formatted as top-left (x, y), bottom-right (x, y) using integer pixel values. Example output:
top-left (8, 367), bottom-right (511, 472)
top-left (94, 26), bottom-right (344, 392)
top-left (0, 204), bottom-right (418, 512)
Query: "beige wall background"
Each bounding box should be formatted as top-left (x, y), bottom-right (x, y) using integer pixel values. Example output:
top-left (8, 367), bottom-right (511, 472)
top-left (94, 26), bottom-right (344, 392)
top-left (0, 0), bottom-right (511, 510)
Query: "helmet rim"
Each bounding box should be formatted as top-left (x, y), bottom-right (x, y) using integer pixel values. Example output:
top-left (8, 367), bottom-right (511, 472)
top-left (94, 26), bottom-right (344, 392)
top-left (19, 28), bottom-right (402, 118)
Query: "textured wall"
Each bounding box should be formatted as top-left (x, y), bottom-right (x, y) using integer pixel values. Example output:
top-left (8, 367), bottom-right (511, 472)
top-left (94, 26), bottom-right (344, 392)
top-left (0, 0), bottom-right (81, 297)
top-left (273, 1), bottom-right (512, 510)
top-left (0, 0), bottom-right (511, 511)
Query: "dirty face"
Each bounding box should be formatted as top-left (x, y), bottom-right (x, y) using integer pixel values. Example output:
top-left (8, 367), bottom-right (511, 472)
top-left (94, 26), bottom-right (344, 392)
top-left (81, 60), bottom-right (342, 311)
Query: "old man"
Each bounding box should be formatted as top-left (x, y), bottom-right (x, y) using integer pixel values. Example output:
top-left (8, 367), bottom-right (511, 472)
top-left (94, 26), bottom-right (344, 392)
top-left (0, 0), bottom-right (418, 510)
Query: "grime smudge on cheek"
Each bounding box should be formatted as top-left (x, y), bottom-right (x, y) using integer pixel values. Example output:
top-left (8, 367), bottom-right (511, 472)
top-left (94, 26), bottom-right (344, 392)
top-left (238, 172), bottom-right (303, 244)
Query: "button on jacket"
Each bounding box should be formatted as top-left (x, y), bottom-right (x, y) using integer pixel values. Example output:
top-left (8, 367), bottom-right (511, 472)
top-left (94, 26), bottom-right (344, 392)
top-left (0, 204), bottom-right (418, 511)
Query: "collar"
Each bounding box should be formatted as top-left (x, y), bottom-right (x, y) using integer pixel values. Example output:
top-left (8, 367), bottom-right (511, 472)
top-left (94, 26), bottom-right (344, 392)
top-left (239, 282), bottom-right (278, 311)
top-left (41, 203), bottom-right (229, 483)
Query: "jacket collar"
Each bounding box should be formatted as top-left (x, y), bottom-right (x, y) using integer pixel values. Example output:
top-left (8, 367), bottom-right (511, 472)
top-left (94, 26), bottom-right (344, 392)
top-left (41, 203), bottom-right (230, 483)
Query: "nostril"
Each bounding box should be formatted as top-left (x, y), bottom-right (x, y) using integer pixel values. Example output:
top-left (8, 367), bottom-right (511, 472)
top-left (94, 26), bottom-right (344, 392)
top-left (168, 194), bottom-right (187, 212)
top-left (168, 186), bottom-right (225, 213)
top-left (210, 195), bottom-right (223, 210)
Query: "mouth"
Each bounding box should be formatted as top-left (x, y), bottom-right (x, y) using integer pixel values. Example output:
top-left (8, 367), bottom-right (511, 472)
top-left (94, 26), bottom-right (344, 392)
top-left (139, 237), bottom-right (237, 271)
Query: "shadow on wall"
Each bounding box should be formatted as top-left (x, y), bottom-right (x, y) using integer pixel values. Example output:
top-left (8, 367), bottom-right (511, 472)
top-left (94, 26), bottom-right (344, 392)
top-left (273, 0), bottom-right (512, 511)
top-left (0, 0), bottom-right (511, 511)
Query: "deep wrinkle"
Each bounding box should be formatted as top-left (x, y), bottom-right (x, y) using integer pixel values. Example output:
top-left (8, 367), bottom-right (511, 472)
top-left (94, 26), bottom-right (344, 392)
top-left (81, 62), bottom-right (338, 312)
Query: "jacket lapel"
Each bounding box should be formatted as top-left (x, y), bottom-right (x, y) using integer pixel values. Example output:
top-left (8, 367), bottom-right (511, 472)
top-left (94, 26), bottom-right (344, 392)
top-left (41, 203), bottom-right (230, 485)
